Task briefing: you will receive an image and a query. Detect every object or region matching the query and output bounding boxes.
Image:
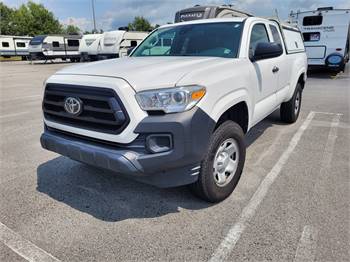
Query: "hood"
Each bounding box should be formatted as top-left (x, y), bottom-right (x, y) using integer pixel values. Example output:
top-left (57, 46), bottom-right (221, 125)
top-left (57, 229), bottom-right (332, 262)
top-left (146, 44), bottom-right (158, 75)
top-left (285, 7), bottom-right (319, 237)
top-left (55, 56), bottom-right (228, 91)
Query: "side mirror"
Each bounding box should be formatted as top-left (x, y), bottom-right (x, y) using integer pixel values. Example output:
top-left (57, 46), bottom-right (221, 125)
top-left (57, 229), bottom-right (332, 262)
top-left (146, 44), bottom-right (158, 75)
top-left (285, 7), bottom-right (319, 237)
top-left (251, 42), bottom-right (283, 62)
top-left (127, 46), bottom-right (135, 56)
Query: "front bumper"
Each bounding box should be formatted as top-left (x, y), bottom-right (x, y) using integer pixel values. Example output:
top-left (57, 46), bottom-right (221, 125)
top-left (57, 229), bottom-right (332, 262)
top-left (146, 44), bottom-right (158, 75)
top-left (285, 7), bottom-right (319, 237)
top-left (41, 107), bottom-right (216, 188)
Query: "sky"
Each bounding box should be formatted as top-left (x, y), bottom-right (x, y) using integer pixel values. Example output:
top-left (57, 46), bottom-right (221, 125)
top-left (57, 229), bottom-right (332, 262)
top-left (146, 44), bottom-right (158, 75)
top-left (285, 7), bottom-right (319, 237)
top-left (3, 0), bottom-right (349, 32)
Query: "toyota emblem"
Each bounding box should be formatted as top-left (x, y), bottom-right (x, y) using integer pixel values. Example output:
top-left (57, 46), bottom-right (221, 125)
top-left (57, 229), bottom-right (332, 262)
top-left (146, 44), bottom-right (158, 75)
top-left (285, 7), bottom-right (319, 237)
top-left (64, 97), bottom-right (82, 116)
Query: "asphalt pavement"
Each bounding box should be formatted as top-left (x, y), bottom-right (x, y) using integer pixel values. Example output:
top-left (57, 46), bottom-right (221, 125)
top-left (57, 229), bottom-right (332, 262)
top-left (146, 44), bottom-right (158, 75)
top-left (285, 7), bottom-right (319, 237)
top-left (0, 60), bottom-right (349, 262)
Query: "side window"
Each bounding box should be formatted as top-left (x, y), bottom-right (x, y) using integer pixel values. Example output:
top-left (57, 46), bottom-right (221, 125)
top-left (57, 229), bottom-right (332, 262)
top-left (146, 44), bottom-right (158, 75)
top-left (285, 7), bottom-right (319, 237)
top-left (269, 25), bottom-right (282, 45)
top-left (67, 39), bottom-right (79, 47)
top-left (249, 24), bottom-right (270, 53)
top-left (2, 42), bottom-right (10, 47)
top-left (303, 16), bottom-right (323, 26)
top-left (52, 41), bottom-right (60, 47)
top-left (16, 42), bottom-right (26, 47)
top-left (130, 40), bottom-right (137, 47)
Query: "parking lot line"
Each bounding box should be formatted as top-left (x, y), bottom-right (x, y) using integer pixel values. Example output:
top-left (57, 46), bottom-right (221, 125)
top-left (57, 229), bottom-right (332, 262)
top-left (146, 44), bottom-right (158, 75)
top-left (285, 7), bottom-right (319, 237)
top-left (312, 111), bottom-right (343, 116)
top-left (209, 111), bottom-right (315, 262)
top-left (294, 226), bottom-right (318, 262)
top-left (0, 222), bottom-right (61, 262)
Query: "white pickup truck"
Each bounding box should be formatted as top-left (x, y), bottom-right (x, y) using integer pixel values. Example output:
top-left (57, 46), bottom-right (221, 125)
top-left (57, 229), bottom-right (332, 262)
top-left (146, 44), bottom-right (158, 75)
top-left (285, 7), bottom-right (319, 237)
top-left (41, 17), bottom-right (307, 202)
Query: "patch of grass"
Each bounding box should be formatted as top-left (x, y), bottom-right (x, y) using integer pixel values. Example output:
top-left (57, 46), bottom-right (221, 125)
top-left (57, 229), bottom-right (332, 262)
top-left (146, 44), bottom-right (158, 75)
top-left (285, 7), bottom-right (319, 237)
top-left (0, 56), bottom-right (22, 61)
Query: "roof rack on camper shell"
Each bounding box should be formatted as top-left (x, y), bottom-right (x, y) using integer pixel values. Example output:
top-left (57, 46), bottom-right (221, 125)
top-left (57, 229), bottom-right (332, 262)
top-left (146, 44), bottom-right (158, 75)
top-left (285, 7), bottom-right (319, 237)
top-left (174, 5), bottom-right (253, 23)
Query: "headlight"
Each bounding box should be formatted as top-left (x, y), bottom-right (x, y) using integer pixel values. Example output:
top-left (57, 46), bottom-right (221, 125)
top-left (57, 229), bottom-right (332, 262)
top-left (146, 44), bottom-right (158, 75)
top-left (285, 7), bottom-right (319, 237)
top-left (135, 85), bottom-right (206, 113)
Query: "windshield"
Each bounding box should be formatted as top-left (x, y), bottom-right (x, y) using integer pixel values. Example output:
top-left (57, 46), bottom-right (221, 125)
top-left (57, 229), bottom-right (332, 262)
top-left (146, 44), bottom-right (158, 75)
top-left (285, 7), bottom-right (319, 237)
top-left (30, 35), bottom-right (46, 45)
top-left (131, 22), bottom-right (243, 58)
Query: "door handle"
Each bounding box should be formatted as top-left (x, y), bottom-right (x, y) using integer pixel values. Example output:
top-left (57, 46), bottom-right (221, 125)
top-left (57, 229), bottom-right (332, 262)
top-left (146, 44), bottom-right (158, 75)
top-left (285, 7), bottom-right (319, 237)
top-left (272, 66), bottom-right (279, 73)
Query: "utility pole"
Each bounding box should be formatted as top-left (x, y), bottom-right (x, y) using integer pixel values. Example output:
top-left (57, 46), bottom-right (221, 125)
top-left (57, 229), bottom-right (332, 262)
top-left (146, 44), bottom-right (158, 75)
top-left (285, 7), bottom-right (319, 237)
top-left (91, 0), bottom-right (97, 33)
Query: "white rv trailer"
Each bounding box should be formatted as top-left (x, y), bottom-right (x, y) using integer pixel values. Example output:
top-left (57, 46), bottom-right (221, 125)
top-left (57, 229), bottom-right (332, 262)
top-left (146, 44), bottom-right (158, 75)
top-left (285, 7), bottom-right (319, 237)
top-left (0, 35), bottom-right (32, 59)
top-left (29, 35), bottom-right (82, 62)
top-left (79, 33), bottom-right (102, 61)
top-left (290, 7), bottom-right (350, 71)
top-left (97, 30), bottom-right (148, 59)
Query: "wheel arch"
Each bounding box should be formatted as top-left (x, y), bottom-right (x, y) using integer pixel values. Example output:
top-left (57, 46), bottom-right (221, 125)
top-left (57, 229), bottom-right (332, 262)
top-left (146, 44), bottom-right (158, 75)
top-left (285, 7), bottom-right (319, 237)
top-left (215, 101), bottom-right (249, 134)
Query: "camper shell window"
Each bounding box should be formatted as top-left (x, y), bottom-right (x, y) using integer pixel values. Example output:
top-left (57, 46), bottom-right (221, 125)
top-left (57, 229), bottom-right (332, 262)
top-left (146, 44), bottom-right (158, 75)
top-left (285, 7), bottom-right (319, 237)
top-left (16, 42), bottom-right (26, 47)
top-left (303, 16), bottom-right (323, 26)
top-left (30, 36), bottom-right (45, 45)
top-left (2, 42), bottom-right (9, 47)
top-left (52, 41), bottom-right (60, 47)
top-left (67, 39), bottom-right (79, 47)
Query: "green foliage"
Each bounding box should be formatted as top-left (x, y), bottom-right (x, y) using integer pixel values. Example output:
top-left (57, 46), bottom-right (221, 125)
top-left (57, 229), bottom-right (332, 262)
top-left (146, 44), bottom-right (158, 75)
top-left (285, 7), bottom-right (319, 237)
top-left (0, 2), bottom-right (15, 35)
top-left (128, 16), bottom-right (153, 32)
top-left (64, 24), bottom-right (81, 35)
top-left (0, 1), bottom-right (81, 36)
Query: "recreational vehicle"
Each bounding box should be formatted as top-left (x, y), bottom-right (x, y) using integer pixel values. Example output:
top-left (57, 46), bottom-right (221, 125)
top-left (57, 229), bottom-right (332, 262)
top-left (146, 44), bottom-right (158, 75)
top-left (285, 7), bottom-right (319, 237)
top-left (0, 35), bottom-right (32, 59)
top-left (290, 7), bottom-right (350, 71)
top-left (98, 30), bottom-right (148, 59)
top-left (28, 35), bottom-right (82, 62)
top-left (174, 5), bottom-right (252, 23)
top-left (79, 33), bottom-right (102, 61)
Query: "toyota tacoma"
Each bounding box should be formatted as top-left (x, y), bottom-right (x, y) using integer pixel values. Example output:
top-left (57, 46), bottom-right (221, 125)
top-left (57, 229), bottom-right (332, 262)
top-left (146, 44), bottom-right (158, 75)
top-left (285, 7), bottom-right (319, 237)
top-left (41, 17), bottom-right (307, 202)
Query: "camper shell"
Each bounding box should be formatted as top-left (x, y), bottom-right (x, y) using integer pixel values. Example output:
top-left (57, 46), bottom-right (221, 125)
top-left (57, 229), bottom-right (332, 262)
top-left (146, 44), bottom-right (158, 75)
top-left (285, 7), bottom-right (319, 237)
top-left (174, 5), bottom-right (252, 23)
top-left (0, 35), bottom-right (32, 59)
top-left (289, 7), bottom-right (350, 71)
top-left (29, 34), bottom-right (82, 62)
top-left (97, 30), bottom-right (148, 59)
top-left (79, 33), bottom-right (102, 61)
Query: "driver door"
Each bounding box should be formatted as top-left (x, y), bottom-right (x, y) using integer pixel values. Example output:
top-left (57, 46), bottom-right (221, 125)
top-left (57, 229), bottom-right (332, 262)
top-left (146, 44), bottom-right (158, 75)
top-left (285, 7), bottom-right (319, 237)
top-left (249, 23), bottom-right (279, 124)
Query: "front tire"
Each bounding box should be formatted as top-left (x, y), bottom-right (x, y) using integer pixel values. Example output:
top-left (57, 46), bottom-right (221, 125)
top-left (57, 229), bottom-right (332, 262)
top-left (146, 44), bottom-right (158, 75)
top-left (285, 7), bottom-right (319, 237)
top-left (190, 121), bottom-right (246, 203)
top-left (280, 82), bottom-right (302, 123)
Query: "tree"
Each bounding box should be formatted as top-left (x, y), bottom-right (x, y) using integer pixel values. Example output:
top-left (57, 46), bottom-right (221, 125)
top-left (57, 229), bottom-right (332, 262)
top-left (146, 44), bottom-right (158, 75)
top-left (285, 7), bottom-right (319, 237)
top-left (128, 16), bottom-right (153, 31)
top-left (64, 25), bottom-right (81, 35)
top-left (0, 3), bottom-right (15, 35)
top-left (0, 1), bottom-right (80, 36)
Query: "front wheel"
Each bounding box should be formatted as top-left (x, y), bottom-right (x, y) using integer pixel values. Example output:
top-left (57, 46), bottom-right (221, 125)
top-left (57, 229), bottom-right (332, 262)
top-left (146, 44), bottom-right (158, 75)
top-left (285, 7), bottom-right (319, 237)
top-left (189, 121), bottom-right (246, 203)
top-left (280, 83), bottom-right (302, 123)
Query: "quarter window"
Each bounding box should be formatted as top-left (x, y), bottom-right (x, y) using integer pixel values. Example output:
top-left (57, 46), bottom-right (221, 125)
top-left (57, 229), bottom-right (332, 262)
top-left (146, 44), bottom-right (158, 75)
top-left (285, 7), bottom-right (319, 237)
top-left (269, 25), bottom-right (282, 45)
top-left (249, 24), bottom-right (270, 53)
top-left (2, 42), bottom-right (9, 47)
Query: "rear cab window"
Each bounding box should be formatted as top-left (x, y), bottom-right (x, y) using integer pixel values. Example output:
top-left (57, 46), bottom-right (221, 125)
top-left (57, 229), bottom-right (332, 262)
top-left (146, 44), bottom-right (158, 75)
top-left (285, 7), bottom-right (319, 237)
top-left (269, 24), bottom-right (282, 46)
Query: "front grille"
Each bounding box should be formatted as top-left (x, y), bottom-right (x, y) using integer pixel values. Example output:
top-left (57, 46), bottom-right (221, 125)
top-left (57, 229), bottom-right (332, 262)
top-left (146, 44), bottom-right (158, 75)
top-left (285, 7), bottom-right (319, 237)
top-left (43, 83), bottom-right (129, 134)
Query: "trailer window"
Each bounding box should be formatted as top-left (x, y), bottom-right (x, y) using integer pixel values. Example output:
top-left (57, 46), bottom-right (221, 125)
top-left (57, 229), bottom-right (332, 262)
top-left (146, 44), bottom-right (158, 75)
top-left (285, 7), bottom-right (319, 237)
top-left (2, 42), bottom-right (9, 47)
top-left (67, 39), bottom-right (79, 47)
top-left (16, 42), bottom-right (26, 47)
top-left (269, 25), bottom-right (282, 45)
top-left (303, 16), bottom-right (323, 26)
top-left (52, 41), bottom-right (60, 47)
top-left (303, 32), bottom-right (320, 42)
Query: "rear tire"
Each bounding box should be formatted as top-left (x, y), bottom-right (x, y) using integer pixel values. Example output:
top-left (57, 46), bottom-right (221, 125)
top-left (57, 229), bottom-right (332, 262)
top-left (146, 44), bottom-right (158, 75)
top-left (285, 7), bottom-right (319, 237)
top-left (189, 121), bottom-right (246, 203)
top-left (280, 82), bottom-right (302, 123)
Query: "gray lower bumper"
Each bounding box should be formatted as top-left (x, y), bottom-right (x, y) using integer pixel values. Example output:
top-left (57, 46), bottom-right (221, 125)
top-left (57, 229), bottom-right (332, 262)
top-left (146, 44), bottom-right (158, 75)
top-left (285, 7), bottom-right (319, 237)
top-left (40, 107), bottom-right (216, 188)
top-left (41, 131), bottom-right (140, 175)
